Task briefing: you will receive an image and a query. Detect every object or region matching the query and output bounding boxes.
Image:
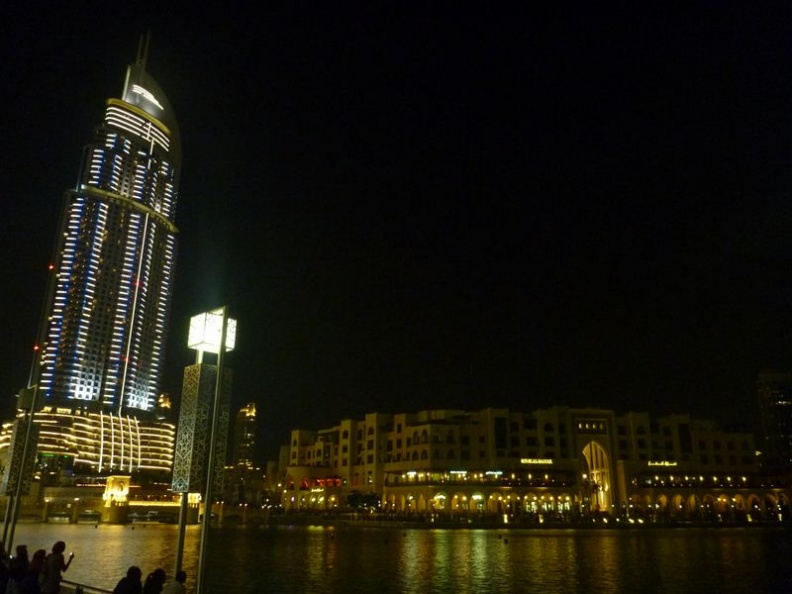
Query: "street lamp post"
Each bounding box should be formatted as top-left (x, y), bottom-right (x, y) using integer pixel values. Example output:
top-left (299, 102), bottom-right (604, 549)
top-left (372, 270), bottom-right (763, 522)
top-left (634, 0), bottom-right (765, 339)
top-left (197, 306), bottom-right (229, 594)
top-left (172, 306), bottom-right (236, 593)
top-left (2, 384), bottom-right (40, 553)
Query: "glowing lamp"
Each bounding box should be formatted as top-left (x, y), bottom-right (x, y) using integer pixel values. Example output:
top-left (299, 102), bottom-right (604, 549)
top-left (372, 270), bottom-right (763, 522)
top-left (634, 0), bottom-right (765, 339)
top-left (188, 310), bottom-right (237, 354)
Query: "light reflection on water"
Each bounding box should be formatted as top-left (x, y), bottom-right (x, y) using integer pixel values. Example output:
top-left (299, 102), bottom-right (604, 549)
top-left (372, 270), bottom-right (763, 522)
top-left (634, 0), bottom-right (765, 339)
top-left (10, 523), bottom-right (202, 591)
top-left (8, 524), bottom-right (792, 593)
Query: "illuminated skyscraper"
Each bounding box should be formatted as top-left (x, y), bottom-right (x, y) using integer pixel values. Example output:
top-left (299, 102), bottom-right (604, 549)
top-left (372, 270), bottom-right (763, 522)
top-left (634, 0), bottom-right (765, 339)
top-left (757, 371), bottom-right (792, 475)
top-left (1, 40), bottom-right (179, 477)
top-left (232, 403), bottom-right (257, 467)
top-left (34, 41), bottom-right (180, 415)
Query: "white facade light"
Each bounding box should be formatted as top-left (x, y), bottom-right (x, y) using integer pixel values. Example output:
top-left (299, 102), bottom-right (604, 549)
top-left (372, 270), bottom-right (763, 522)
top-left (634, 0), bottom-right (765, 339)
top-left (188, 310), bottom-right (237, 354)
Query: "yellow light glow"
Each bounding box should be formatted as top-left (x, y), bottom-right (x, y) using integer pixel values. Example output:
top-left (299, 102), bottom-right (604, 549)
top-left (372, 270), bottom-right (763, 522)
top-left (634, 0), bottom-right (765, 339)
top-left (102, 475), bottom-right (130, 506)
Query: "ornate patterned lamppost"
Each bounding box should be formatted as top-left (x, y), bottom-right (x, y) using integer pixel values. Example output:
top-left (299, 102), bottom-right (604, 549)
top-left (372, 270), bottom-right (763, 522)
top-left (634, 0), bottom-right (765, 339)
top-left (171, 306), bottom-right (236, 593)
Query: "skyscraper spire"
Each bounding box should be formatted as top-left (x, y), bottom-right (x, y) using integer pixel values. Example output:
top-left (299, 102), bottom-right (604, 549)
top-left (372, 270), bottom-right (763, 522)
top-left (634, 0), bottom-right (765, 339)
top-left (136, 31), bottom-right (151, 70)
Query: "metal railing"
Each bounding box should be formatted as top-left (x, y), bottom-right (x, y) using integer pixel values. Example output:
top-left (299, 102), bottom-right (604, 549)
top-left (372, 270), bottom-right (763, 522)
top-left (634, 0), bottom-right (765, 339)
top-left (60, 578), bottom-right (113, 594)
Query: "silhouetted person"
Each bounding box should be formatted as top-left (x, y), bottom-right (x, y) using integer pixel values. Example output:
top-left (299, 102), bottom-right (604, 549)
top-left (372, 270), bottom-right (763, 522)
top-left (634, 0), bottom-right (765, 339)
top-left (142, 568), bottom-right (166, 594)
top-left (113, 566), bottom-right (143, 594)
top-left (6, 545), bottom-right (29, 594)
top-left (39, 541), bottom-right (73, 594)
top-left (21, 549), bottom-right (46, 594)
top-left (0, 540), bottom-right (8, 594)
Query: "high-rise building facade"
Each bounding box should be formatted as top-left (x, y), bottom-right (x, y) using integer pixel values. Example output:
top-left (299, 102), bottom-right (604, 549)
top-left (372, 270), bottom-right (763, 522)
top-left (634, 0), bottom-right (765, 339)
top-left (2, 43), bottom-right (179, 478)
top-left (757, 371), bottom-right (792, 475)
top-left (233, 403), bottom-right (257, 467)
top-left (221, 403), bottom-right (262, 505)
top-left (34, 50), bottom-right (180, 414)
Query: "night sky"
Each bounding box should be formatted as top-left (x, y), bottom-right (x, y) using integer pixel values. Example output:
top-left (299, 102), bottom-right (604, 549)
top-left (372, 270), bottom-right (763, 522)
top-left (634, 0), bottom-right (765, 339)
top-left (2, 4), bottom-right (792, 460)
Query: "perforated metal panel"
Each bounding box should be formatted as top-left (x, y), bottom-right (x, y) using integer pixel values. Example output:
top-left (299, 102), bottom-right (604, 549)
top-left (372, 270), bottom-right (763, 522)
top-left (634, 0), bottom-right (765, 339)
top-left (1, 418), bottom-right (39, 496)
top-left (171, 363), bottom-right (231, 495)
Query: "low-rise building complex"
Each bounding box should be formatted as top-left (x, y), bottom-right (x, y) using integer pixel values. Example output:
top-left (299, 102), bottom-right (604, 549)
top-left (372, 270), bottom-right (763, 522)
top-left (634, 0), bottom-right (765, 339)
top-left (281, 407), bottom-right (790, 522)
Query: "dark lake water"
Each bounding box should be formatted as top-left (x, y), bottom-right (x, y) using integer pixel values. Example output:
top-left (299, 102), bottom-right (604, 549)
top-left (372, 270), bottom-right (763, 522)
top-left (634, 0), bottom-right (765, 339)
top-left (8, 523), bottom-right (792, 593)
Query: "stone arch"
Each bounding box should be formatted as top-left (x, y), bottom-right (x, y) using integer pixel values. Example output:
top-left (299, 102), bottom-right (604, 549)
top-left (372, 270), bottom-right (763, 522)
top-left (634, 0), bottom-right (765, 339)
top-left (470, 492), bottom-right (485, 511)
top-left (542, 493), bottom-right (554, 513)
top-left (656, 493), bottom-right (669, 517)
top-left (733, 494), bottom-right (745, 511)
top-left (701, 494), bottom-right (716, 519)
top-left (451, 492), bottom-right (468, 512)
top-left (581, 440), bottom-right (612, 512)
top-left (432, 492), bottom-right (448, 511)
top-left (524, 492), bottom-right (539, 513)
top-left (687, 493), bottom-right (702, 518)
top-left (626, 493), bottom-right (651, 518)
top-left (557, 492), bottom-right (574, 513)
top-left (714, 494), bottom-right (730, 515)
top-left (502, 493), bottom-right (520, 514)
top-left (764, 493), bottom-right (790, 520)
top-left (487, 493), bottom-right (502, 514)
top-left (745, 493), bottom-right (762, 516)
top-left (416, 493), bottom-right (428, 512)
top-left (769, 493), bottom-right (791, 520)
top-left (671, 493), bottom-right (685, 518)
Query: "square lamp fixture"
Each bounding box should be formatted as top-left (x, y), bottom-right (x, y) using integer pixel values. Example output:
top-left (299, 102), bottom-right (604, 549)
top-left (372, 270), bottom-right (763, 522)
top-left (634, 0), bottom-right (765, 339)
top-left (188, 310), bottom-right (237, 354)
